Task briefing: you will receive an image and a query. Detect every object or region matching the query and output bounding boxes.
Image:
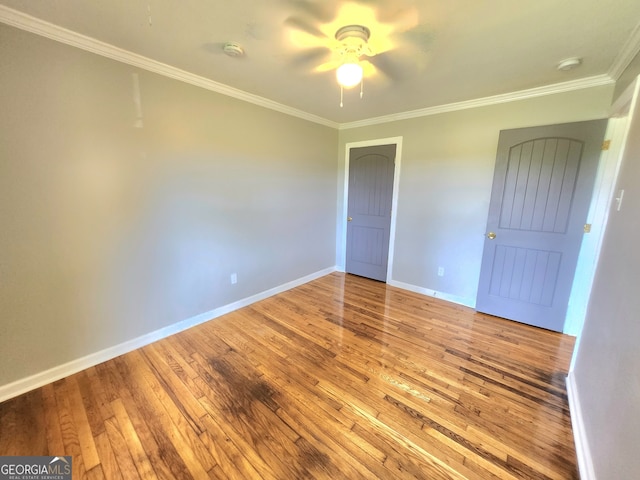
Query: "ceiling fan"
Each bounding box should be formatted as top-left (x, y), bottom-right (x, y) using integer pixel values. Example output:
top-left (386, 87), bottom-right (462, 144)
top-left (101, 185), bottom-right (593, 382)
top-left (284, 1), bottom-right (432, 105)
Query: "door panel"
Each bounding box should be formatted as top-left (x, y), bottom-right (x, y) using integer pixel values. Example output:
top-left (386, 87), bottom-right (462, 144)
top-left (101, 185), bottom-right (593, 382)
top-left (346, 144), bottom-right (396, 282)
top-left (476, 120), bottom-right (607, 332)
top-left (499, 138), bottom-right (583, 232)
top-left (488, 246), bottom-right (561, 306)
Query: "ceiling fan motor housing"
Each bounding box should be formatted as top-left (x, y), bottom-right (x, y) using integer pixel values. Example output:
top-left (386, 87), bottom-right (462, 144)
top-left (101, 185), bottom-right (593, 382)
top-left (335, 25), bottom-right (370, 43)
top-left (335, 25), bottom-right (373, 60)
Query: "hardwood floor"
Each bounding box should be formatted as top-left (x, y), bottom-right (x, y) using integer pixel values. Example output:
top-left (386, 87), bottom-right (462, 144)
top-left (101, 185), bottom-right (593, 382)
top-left (0, 273), bottom-right (578, 479)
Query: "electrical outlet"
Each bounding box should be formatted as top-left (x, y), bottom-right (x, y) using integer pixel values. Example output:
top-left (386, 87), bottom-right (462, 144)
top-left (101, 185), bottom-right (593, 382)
top-left (438, 267), bottom-right (445, 277)
top-left (230, 273), bottom-right (237, 284)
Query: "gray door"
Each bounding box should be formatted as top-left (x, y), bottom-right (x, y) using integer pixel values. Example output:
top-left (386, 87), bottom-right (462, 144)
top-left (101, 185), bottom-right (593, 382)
top-left (476, 120), bottom-right (607, 332)
top-left (346, 144), bottom-right (396, 282)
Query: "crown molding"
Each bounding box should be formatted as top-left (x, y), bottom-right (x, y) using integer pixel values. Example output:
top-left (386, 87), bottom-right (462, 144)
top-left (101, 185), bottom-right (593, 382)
top-left (0, 5), bottom-right (622, 132)
top-left (0, 5), bottom-right (339, 129)
top-left (339, 75), bottom-right (615, 129)
top-left (608, 21), bottom-right (640, 80)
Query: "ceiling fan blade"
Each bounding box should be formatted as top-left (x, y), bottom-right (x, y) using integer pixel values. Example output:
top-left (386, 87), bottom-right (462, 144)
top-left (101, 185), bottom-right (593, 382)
top-left (370, 43), bottom-right (431, 84)
top-left (358, 59), bottom-right (394, 89)
top-left (289, 47), bottom-right (332, 69)
top-left (315, 59), bottom-right (341, 73)
top-left (398, 24), bottom-right (434, 55)
top-left (369, 52), bottom-right (403, 82)
top-left (351, 0), bottom-right (419, 27)
top-left (286, 0), bottom-right (336, 23)
top-left (359, 59), bottom-right (378, 78)
top-left (284, 16), bottom-right (327, 39)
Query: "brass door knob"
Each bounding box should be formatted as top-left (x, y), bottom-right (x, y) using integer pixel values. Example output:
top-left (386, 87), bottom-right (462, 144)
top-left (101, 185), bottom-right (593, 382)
top-left (347, 216), bottom-right (353, 222)
top-left (487, 232), bottom-right (496, 240)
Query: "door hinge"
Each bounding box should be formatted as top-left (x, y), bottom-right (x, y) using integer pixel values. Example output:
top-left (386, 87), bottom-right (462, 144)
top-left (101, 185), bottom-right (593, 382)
top-left (584, 223), bottom-right (592, 233)
top-left (601, 140), bottom-right (611, 151)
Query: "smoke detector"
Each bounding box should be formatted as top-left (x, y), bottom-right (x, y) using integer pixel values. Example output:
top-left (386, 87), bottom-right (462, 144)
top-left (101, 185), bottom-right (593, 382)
top-left (223, 42), bottom-right (245, 57)
top-left (557, 57), bottom-right (582, 71)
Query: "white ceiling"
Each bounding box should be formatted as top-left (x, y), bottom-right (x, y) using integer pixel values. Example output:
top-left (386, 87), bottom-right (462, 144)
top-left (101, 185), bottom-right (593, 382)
top-left (2, 0), bottom-right (640, 125)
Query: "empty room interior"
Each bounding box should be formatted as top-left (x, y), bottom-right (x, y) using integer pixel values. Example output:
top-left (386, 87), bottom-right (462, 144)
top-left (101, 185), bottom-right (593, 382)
top-left (1, 1), bottom-right (640, 479)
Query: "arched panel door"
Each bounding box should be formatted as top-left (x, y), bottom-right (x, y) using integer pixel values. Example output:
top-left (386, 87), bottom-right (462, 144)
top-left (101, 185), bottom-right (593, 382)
top-left (346, 144), bottom-right (396, 282)
top-left (476, 120), bottom-right (607, 332)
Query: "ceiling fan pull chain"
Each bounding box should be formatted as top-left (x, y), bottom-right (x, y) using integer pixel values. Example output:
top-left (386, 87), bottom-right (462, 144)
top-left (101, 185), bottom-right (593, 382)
top-left (360, 80), bottom-right (364, 99)
top-left (340, 86), bottom-right (344, 108)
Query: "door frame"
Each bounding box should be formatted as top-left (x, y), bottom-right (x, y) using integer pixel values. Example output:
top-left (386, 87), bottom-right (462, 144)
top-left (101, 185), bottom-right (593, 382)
top-left (339, 136), bottom-right (403, 283)
top-left (565, 80), bottom-right (639, 338)
top-left (564, 112), bottom-right (632, 335)
top-left (568, 77), bottom-right (639, 374)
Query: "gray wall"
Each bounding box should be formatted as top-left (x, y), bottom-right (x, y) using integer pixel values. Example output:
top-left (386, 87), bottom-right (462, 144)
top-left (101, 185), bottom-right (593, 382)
top-left (572, 77), bottom-right (640, 478)
top-left (0, 24), bottom-right (338, 387)
top-left (337, 87), bottom-right (614, 307)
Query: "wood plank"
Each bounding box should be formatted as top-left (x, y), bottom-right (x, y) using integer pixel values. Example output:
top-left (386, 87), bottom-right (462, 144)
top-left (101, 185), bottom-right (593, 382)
top-left (53, 379), bottom-right (90, 479)
top-left (65, 375), bottom-right (101, 470)
top-left (0, 272), bottom-right (578, 479)
top-left (93, 429), bottom-right (124, 480)
top-left (109, 357), bottom-right (192, 480)
top-left (109, 398), bottom-right (156, 480)
top-left (119, 351), bottom-right (214, 478)
top-left (41, 384), bottom-right (65, 455)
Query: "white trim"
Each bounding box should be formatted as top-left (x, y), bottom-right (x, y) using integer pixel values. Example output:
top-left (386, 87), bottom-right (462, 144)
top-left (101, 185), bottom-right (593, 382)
top-left (608, 22), bottom-right (640, 80)
top-left (610, 74), bottom-right (640, 117)
top-left (388, 279), bottom-right (475, 308)
top-left (387, 137), bottom-right (403, 283)
top-left (340, 137), bottom-right (403, 282)
top-left (0, 266), bottom-right (337, 403)
top-left (339, 75), bottom-right (614, 130)
top-left (564, 115), bottom-right (630, 336)
top-left (0, 5), bottom-right (339, 129)
top-left (569, 76), bottom-right (640, 366)
top-left (566, 371), bottom-right (597, 480)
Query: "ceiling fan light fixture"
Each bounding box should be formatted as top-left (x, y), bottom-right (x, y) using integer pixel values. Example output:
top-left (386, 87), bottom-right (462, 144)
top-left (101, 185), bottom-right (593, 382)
top-left (336, 62), bottom-right (363, 88)
top-left (333, 25), bottom-right (370, 104)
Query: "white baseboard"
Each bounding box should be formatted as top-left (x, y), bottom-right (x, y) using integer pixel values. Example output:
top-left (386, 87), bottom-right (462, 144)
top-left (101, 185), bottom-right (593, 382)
top-left (387, 279), bottom-right (475, 308)
top-left (566, 371), bottom-right (596, 480)
top-left (0, 266), bottom-right (337, 403)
